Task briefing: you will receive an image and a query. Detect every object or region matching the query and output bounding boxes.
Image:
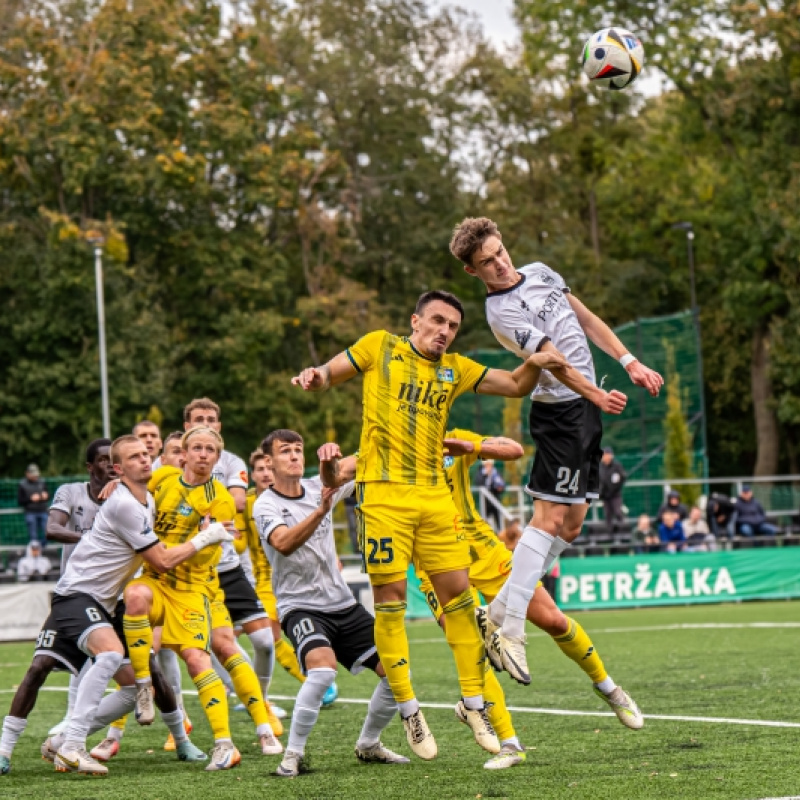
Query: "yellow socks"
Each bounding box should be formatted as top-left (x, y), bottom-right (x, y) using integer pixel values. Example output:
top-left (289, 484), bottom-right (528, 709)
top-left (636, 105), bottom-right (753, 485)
top-left (442, 590), bottom-right (484, 701)
top-left (374, 601), bottom-right (414, 704)
top-left (275, 638), bottom-right (306, 684)
top-left (223, 654), bottom-right (269, 730)
top-left (192, 668), bottom-right (231, 741)
top-left (553, 617), bottom-right (608, 684)
top-left (483, 665), bottom-right (515, 741)
top-left (123, 615), bottom-right (153, 681)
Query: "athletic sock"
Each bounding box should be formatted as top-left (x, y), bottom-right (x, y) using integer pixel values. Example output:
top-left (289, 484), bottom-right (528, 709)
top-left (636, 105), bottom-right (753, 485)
top-left (442, 589), bottom-right (484, 703)
top-left (84, 686), bottom-right (136, 737)
top-left (248, 627), bottom-right (275, 698)
top-left (192, 669), bottom-right (230, 741)
top-left (500, 527), bottom-right (554, 638)
top-left (63, 651), bottom-right (124, 750)
top-left (222, 653), bottom-right (270, 732)
top-left (553, 617), bottom-right (610, 684)
top-left (482, 665), bottom-right (515, 741)
top-left (356, 677), bottom-right (397, 748)
top-left (374, 601), bottom-right (414, 705)
top-left (157, 648), bottom-right (186, 717)
top-left (123, 615), bottom-right (154, 681)
top-left (542, 536), bottom-right (570, 576)
top-left (594, 676), bottom-right (618, 695)
top-left (161, 708), bottom-right (189, 746)
top-left (0, 715), bottom-right (27, 758)
top-left (275, 638), bottom-right (306, 684)
top-left (210, 650), bottom-right (235, 693)
top-left (501, 736), bottom-right (522, 751)
top-left (107, 722), bottom-right (125, 742)
top-left (287, 667), bottom-right (336, 755)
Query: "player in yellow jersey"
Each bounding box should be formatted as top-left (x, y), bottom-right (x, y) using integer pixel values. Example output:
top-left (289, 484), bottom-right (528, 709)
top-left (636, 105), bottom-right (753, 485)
top-left (293, 289), bottom-right (614, 761)
top-left (417, 428), bottom-right (643, 770)
top-left (123, 427), bottom-right (246, 771)
top-left (241, 452), bottom-right (307, 695)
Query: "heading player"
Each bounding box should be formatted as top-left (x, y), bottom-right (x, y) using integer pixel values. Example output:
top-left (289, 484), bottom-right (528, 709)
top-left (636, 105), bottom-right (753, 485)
top-left (293, 289), bottom-right (592, 760)
top-left (254, 431), bottom-right (408, 777)
top-left (451, 216), bottom-right (663, 684)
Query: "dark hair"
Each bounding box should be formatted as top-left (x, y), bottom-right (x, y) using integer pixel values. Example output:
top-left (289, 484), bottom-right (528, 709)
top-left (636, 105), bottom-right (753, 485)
top-left (86, 438), bottom-right (112, 464)
top-left (449, 217), bottom-right (501, 266)
top-left (261, 429), bottom-right (303, 455)
top-left (163, 431), bottom-right (183, 448)
top-left (132, 420), bottom-right (160, 435)
top-left (414, 290), bottom-right (464, 321)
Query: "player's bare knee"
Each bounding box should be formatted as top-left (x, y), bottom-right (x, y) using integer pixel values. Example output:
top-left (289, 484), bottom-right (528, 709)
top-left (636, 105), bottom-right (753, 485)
top-left (181, 648), bottom-right (210, 678)
top-left (124, 584), bottom-right (151, 616)
top-left (304, 647), bottom-right (337, 672)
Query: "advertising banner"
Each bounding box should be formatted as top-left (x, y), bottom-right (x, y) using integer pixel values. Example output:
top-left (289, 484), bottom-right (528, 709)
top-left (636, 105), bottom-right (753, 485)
top-left (558, 549), bottom-right (800, 611)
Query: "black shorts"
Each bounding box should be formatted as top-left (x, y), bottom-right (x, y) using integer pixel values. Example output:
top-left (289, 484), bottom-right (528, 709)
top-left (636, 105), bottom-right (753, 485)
top-left (282, 604), bottom-right (379, 675)
top-left (527, 397), bottom-right (603, 504)
top-left (34, 593), bottom-right (114, 675)
top-left (219, 565), bottom-right (268, 626)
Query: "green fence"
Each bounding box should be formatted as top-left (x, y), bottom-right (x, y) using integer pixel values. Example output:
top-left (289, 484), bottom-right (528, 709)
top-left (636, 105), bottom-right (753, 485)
top-left (0, 476), bottom-right (83, 545)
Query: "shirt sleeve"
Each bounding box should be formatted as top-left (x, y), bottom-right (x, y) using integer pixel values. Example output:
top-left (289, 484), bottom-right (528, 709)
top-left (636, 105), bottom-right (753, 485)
top-left (487, 297), bottom-right (550, 358)
top-left (452, 354), bottom-right (490, 399)
top-left (345, 330), bottom-right (385, 374)
top-left (224, 454), bottom-right (249, 491)
top-left (114, 498), bottom-right (160, 553)
top-left (50, 484), bottom-right (74, 515)
top-left (148, 465), bottom-right (181, 493)
top-left (255, 496), bottom-right (288, 544)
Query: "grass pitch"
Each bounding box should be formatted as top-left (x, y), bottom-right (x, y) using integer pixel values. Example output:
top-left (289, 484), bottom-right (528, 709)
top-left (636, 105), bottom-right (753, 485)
top-left (1, 601), bottom-right (799, 799)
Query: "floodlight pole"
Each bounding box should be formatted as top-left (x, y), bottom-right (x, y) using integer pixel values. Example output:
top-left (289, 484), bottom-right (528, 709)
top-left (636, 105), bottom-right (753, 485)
top-left (90, 238), bottom-right (111, 439)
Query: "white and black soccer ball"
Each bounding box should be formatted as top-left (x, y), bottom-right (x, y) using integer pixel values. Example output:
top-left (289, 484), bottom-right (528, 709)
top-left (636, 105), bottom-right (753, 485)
top-left (581, 27), bottom-right (645, 90)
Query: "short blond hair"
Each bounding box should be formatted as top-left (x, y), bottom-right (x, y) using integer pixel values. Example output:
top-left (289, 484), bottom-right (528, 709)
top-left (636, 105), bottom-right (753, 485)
top-left (449, 217), bottom-right (501, 266)
top-left (183, 397), bottom-right (221, 423)
top-left (181, 426), bottom-right (224, 453)
top-left (110, 434), bottom-right (142, 465)
top-left (249, 449), bottom-right (266, 469)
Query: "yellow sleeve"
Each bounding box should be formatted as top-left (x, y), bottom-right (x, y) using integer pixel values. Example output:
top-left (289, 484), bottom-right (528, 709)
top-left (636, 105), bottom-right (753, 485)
top-left (212, 486), bottom-right (245, 554)
top-left (452, 354), bottom-right (489, 399)
top-left (345, 329), bottom-right (385, 373)
top-left (147, 465), bottom-right (181, 493)
top-left (446, 428), bottom-right (485, 470)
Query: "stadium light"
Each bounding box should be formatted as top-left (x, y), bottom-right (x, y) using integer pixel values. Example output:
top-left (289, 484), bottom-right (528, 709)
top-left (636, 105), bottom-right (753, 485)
top-left (86, 233), bottom-right (110, 439)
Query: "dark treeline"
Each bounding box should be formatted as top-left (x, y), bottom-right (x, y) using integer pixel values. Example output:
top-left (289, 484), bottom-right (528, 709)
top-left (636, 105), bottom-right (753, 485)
top-left (1, 0), bottom-right (799, 476)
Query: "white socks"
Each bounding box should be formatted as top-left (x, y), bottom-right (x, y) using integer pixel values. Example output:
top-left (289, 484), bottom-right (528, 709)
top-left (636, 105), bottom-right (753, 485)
top-left (248, 627), bottom-right (275, 698)
top-left (210, 650), bottom-right (235, 693)
top-left (63, 651), bottom-right (124, 750)
top-left (157, 648), bottom-right (185, 714)
top-left (398, 698), bottom-right (419, 718)
top-left (161, 708), bottom-right (189, 746)
top-left (0, 715), bottom-right (26, 758)
top-left (87, 685), bottom-right (136, 736)
top-left (287, 667), bottom-right (337, 755)
top-left (356, 677), bottom-right (397, 748)
top-left (594, 676), bottom-right (617, 696)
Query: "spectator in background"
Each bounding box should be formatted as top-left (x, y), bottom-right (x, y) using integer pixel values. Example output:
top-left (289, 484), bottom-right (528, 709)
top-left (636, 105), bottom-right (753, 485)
top-left (499, 518), bottom-right (522, 551)
top-left (599, 446), bottom-right (627, 534)
top-left (17, 541), bottom-right (52, 582)
top-left (658, 510), bottom-right (686, 553)
top-left (17, 464), bottom-right (49, 542)
top-left (706, 492), bottom-right (735, 539)
top-left (633, 514), bottom-right (660, 554)
top-left (478, 458), bottom-right (505, 531)
top-left (657, 490), bottom-right (689, 523)
top-left (683, 506), bottom-right (716, 552)
top-left (735, 485), bottom-right (778, 538)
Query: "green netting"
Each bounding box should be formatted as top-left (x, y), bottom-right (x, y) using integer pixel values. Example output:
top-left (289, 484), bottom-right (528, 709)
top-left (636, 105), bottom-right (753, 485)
top-left (0, 476), bottom-right (83, 546)
top-left (450, 310), bottom-right (706, 516)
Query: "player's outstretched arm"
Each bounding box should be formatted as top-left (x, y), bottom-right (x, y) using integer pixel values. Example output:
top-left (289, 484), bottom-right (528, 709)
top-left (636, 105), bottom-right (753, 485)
top-left (317, 443), bottom-right (357, 489)
top-left (46, 509), bottom-right (82, 544)
top-left (141, 522), bottom-right (235, 573)
top-left (268, 488), bottom-right (336, 556)
top-left (477, 350), bottom-right (568, 398)
top-left (567, 293), bottom-right (664, 397)
top-left (443, 436), bottom-right (524, 461)
top-left (291, 352), bottom-right (357, 392)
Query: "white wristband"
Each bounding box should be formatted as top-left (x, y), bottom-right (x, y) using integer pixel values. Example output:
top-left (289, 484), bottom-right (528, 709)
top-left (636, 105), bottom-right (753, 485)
top-left (619, 353), bottom-right (637, 369)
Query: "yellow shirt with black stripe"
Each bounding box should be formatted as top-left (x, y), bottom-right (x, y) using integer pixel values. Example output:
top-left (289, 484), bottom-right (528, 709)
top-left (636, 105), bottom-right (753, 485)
top-left (144, 465), bottom-right (235, 598)
top-left (346, 330), bottom-right (489, 487)
top-left (240, 488), bottom-right (272, 591)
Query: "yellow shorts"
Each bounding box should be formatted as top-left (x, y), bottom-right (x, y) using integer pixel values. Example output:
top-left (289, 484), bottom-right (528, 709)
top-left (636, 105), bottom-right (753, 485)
top-left (256, 581), bottom-right (278, 622)
top-left (356, 482), bottom-right (470, 579)
top-left (210, 586), bottom-right (233, 630)
top-left (128, 575), bottom-right (211, 653)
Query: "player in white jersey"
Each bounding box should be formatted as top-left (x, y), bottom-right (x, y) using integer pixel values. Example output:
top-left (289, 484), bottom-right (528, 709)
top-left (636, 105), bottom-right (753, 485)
top-left (183, 398), bottom-right (282, 734)
top-left (44, 438), bottom-right (114, 736)
top-left (254, 429), bottom-right (407, 778)
top-left (0, 436), bottom-right (230, 776)
top-left (451, 216), bottom-right (663, 684)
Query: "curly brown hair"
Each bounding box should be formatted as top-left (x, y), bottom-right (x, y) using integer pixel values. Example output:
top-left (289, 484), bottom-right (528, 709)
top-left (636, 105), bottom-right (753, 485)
top-left (449, 217), bottom-right (501, 266)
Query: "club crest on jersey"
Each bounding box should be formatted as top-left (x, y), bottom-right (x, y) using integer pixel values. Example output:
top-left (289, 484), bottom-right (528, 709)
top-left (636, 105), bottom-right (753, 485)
top-left (436, 367), bottom-right (454, 383)
top-left (443, 455), bottom-right (455, 469)
top-left (178, 500), bottom-right (193, 517)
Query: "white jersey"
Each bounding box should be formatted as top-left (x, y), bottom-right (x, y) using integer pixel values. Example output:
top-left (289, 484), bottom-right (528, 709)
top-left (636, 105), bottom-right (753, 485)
top-left (212, 450), bottom-right (249, 573)
top-left (485, 262), bottom-right (596, 403)
top-left (55, 483), bottom-right (159, 614)
top-left (254, 476), bottom-right (355, 621)
top-left (50, 482), bottom-right (103, 573)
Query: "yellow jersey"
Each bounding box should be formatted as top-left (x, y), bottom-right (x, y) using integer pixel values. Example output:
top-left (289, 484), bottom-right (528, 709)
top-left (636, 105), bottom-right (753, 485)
top-left (145, 465), bottom-right (236, 598)
top-left (240, 488), bottom-right (272, 591)
top-left (444, 428), bottom-right (499, 549)
top-left (346, 330), bottom-right (488, 486)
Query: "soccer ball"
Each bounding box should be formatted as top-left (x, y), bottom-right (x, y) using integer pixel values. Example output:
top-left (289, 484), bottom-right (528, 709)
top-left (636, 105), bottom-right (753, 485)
top-left (581, 27), bottom-right (645, 90)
